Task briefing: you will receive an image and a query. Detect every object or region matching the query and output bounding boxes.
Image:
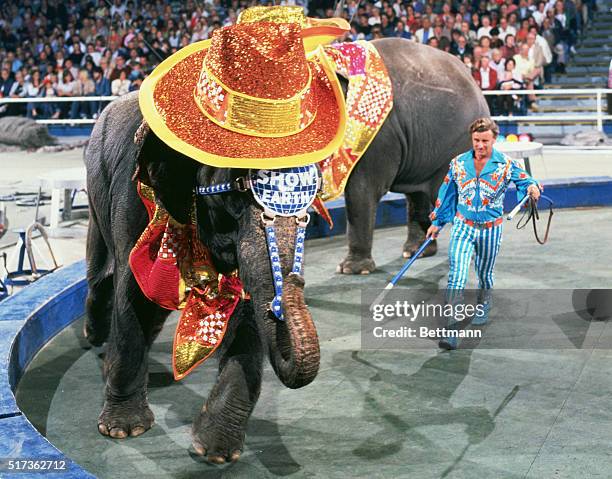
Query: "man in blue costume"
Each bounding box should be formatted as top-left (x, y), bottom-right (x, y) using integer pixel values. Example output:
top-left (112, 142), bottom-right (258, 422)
top-left (426, 118), bottom-right (541, 349)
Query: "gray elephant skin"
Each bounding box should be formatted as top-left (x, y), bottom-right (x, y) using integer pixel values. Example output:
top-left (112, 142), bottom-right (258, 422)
top-left (337, 39), bottom-right (488, 273)
top-left (84, 38), bottom-right (488, 464)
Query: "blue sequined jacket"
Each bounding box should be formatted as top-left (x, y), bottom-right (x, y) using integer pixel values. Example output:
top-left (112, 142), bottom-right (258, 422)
top-left (430, 148), bottom-right (541, 227)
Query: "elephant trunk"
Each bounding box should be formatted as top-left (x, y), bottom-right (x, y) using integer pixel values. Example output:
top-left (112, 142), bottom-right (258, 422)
top-left (237, 206), bottom-right (320, 389)
top-left (266, 273), bottom-right (320, 389)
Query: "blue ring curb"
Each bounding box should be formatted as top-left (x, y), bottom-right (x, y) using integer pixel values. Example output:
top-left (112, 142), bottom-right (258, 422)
top-left (0, 175), bottom-right (611, 477)
top-left (0, 259), bottom-right (94, 478)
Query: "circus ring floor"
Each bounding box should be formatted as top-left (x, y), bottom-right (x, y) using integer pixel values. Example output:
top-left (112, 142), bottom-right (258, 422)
top-left (2, 201), bottom-right (611, 478)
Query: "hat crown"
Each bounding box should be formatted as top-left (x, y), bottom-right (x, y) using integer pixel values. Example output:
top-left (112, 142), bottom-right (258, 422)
top-left (204, 22), bottom-right (310, 100)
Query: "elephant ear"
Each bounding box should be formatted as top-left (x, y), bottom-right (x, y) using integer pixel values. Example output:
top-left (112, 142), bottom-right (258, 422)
top-left (134, 126), bottom-right (198, 225)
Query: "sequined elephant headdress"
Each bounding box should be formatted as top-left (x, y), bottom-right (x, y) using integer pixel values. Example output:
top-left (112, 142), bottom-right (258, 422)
top-left (138, 16), bottom-right (349, 169)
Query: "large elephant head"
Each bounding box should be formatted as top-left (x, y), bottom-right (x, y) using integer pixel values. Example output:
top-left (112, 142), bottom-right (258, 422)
top-left (136, 129), bottom-right (320, 389)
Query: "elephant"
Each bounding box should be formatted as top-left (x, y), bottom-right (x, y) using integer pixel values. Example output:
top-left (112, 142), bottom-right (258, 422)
top-left (85, 91), bottom-right (322, 463)
top-left (84, 37), bottom-right (487, 464)
top-left (335, 39), bottom-right (489, 274)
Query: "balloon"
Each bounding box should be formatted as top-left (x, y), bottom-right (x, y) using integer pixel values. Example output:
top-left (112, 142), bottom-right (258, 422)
top-left (506, 134), bottom-right (518, 142)
top-left (496, 134), bottom-right (506, 143)
top-left (518, 133), bottom-right (531, 142)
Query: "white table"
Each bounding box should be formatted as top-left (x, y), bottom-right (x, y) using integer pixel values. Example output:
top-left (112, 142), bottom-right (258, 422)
top-left (38, 167), bottom-right (87, 234)
top-left (495, 141), bottom-right (543, 175)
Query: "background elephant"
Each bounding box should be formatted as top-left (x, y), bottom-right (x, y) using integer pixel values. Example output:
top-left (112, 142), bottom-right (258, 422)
top-left (336, 38), bottom-right (489, 274)
top-left (85, 92), bottom-right (320, 464)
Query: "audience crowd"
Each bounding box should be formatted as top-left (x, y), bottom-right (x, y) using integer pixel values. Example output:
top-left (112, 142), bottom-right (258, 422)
top-left (0, 0), bottom-right (598, 120)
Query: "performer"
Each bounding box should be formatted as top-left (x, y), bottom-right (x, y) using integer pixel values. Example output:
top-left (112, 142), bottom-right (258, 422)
top-left (426, 117), bottom-right (541, 349)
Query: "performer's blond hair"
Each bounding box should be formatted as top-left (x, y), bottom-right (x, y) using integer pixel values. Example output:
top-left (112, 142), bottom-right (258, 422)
top-left (469, 117), bottom-right (499, 137)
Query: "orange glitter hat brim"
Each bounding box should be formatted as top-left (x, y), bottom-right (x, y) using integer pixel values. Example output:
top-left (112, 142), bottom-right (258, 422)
top-left (139, 40), bottom-right (347, 169)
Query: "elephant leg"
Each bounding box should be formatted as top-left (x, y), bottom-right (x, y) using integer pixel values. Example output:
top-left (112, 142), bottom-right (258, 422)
top-left (97, 265), bottom-right (170, 439)
top-left (403, 191), bottom-right (437, 259)
top-left (338, 177), bottom-right (384, 275)
top-left (84, 212), bottom-right (113, 346)
top-left (192, 300), bottom-right (263, 464)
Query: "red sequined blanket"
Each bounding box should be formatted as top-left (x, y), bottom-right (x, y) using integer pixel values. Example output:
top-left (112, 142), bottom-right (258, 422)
top-left (129, 182), bottom-right (244, 380)
top-left (312, 41), bottom-right (393, 224)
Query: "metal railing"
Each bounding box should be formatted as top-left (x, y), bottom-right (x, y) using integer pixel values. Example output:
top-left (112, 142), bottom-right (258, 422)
top-left (1, 88), bottom-right (612, 129)
top-left (0, 95), bottom-right (117, 125)
top-left (483, 88), bottom-right (612, 131)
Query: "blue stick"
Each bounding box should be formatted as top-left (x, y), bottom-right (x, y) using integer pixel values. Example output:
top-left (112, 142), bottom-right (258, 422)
top-left (370, 231), bottom-right (440, 311)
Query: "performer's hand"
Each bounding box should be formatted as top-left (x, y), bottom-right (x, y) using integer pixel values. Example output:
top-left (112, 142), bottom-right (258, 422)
top-left (426, 225), bottom-right (440, 239)
top-left (527, 184), bottom-right (540, 201)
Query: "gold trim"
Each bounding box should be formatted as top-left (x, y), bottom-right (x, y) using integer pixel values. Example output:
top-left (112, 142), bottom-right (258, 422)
top-left (193, 63), bottom-right (316, 137)
top-left (139, 42), bottom-right (347, 168)
top-left (237, 6), bottom-right (307, 25)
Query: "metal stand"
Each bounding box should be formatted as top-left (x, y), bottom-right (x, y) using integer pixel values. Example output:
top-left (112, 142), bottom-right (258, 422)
top-left (4, 224), bottom-right (60, 287)
top-left (1, 190), bottom-right (61, 293)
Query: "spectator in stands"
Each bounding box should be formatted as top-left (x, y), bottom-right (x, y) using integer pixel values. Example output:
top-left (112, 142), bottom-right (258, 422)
top-left (6, 69), bottom-right (26, 116)
top-left (514, 43), bottom-right (542, 109)
top-left (463, 54), bottom-right (474, 70)
top-left (415, 17), bottom-right (434, 43)
top-left (425, 36), bottom-right (438, 48)
top-left (473, 55), bottom-right (498, 112)
top-left (532, 1), bottom-right (547, 26)
top-left (528, 26), bottom-right (554, 81)
top-left (489, 28), bottom-right (504, 49)
top-left (24, 69), bottom-right (43, 118)
top-left (460, 21), bottom-right (477, 47)
top-left (498, 15), bottom-right (517, 40)
top-left (477, 15), bottom-right (493, 39)
top-left (109, 55), bottom-right (131, 82)
top-left (451, 35), bottom-right (473, 60)
top-left (393, 21), bottom-right (413, 40)
top-left (0, 68), bottom-right (13, 97)
top-left (516, 19), bottom-right (531, 43)
top-left (70, 69), bottom-right (95, 119)
top-left (41, 73), bottom-right (61, 119)
top-left (479, 36), bottom-right (493, 58)
top-left (526, 31), bottom-right (549, 84)
top-left (501, 34), bottom-right (519, 60)
top-left (57, 69), bottom-right (76, 117)
top-left (491, 49), bottom-right (507, 79)
top-left (498, 58), bottom-right (525, 115)
top-left (111, 70), bottom-right (131, 96)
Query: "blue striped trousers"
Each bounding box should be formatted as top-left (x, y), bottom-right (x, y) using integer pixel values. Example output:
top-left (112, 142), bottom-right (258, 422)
top-left (446, 217), bottom-right (503, 301)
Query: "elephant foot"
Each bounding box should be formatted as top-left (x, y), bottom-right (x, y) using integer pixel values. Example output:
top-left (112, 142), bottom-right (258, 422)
top-left (336, 255), bottom-right (376, 275)
top-left (192, 407), bottom-right (245, 464)
top-left (402, 239), bottom-right (437, 259)
top-left (97, 393), bottom-right (154, 439)
top-left (83, 319), bottom-right (108, 347)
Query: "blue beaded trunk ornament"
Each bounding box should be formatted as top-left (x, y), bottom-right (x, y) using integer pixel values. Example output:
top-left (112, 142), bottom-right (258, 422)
top-left (196, 164), bottom-right (320, 320)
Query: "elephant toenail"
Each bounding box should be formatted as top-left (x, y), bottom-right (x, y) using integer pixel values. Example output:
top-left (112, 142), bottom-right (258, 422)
top-left (109, 427), bottom-right (128, 439)
top-left (209, 455), bottom-right (226, 464)
top-left (130, 426), bottom-right (145, 437)
top-left (229, 451), bottom-right (241, 462)
top-left (193, 443), bottom-right (206, 456)
top-left (98, 424), bottom-right (109, 435)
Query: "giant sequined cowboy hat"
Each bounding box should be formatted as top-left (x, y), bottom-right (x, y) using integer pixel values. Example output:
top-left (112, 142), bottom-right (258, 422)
top-left (139, 18), bottom-right (348, 169)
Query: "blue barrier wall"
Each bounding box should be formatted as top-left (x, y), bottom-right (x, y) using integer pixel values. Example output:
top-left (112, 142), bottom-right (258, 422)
top-left (307, 176), bottom-right (612, 239)
top-left (0, 260), bottom-right (93, 478)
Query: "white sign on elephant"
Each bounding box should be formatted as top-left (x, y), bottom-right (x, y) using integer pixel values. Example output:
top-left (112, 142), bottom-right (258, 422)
top-left (250, 164), bottom-right (320, 217)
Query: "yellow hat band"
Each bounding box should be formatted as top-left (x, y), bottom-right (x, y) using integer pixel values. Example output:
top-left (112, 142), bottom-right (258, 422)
top-left (193, 65), bottom-right (317, 138)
